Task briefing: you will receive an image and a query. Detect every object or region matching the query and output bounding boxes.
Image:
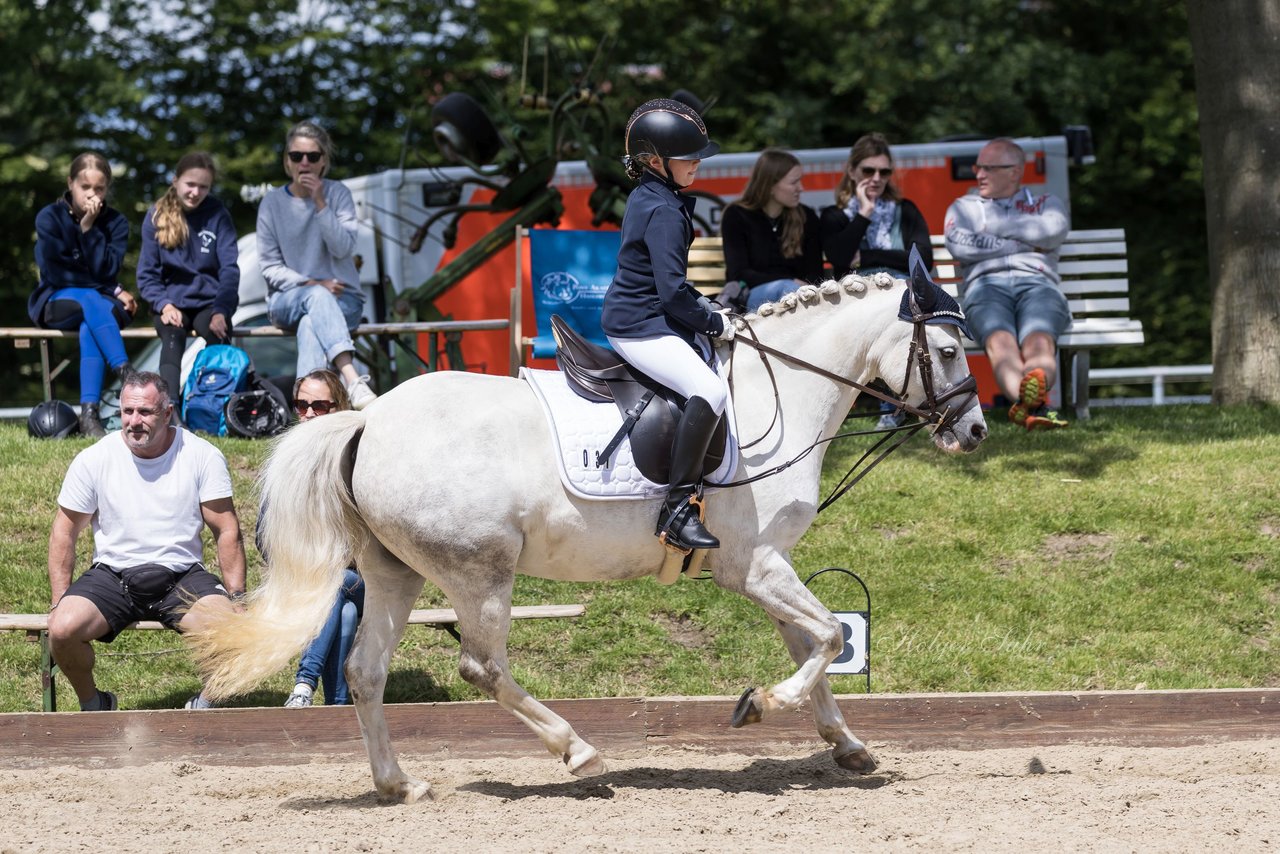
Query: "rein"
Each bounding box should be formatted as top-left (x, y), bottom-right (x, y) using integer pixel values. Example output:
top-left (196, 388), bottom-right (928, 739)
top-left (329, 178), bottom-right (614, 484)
top-left (711, 293), bottom-right (978, 511)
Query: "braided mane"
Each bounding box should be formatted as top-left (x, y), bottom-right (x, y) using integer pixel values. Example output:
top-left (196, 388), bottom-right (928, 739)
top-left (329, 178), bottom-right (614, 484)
top-left (733, 272), bottom-right (902, 329)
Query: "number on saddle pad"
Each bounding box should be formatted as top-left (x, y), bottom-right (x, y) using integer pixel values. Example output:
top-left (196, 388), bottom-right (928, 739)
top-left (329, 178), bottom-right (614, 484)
top-left (182, 344), bottom-right (252, 436)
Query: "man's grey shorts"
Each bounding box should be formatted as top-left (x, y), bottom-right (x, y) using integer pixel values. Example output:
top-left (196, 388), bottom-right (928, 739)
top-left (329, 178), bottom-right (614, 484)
top-left (960, 273), bottom-right (1070, 347)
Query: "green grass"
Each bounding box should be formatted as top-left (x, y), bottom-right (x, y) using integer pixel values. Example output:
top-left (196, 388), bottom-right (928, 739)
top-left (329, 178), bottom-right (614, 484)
top-left (1, 404), bottom-right (1277, 712)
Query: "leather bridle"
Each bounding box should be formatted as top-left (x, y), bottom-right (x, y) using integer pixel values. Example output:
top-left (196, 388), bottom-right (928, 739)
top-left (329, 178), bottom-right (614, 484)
top-left (712, 289), bottom-right (980, 511)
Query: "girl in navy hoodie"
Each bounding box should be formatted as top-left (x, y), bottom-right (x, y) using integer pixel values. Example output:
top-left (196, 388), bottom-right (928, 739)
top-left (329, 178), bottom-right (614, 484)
top-left (30, 152), bottom-right (137, 438)
top-left (137, 151), bottom-right (240, 419)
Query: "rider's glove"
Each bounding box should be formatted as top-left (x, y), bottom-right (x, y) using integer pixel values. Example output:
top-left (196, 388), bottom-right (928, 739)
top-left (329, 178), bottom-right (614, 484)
top-left (713, 309), bottom-right (736, 343)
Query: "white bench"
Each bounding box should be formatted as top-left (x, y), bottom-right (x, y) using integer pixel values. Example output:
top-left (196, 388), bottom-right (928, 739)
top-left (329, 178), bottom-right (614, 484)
top-left (932, 228), bottom-right (1144, 419)
top-left (0, 603), bottom-right (585, 712)
top-left (1088, 364), bottom-right (1212, 407)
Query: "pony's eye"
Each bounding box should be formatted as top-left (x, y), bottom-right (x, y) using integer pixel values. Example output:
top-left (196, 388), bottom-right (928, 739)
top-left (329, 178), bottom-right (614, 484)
top-left (939, 345), bottom-right (958, 360)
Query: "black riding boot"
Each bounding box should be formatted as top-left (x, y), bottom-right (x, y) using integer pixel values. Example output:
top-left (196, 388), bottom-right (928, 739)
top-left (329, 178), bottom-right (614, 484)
top-left (79, 403), bottom-right (106, 439)
top-left (657, 395), bottom-right (721, 551)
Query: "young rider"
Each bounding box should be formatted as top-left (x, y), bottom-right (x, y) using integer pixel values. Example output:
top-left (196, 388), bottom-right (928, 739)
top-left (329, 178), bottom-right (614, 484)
top-left (601, 99), bottom-right (735, 553)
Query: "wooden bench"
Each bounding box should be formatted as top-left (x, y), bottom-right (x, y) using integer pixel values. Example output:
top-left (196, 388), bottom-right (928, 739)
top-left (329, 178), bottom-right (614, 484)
top-left (683, 231), bottom-right (1142, 419)
top-left (0, 603), bottom-right (585, 712)
top-left (0, 319), bottom-right (511, 402)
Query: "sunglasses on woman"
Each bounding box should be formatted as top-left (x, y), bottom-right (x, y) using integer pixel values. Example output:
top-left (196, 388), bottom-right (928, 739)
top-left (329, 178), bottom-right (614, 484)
top-left (859, 166), bottom-right (893, 178)
top-left (288, 151), bottom-right (324, 163)
top-left (294, 398), bottom-right (336, 415)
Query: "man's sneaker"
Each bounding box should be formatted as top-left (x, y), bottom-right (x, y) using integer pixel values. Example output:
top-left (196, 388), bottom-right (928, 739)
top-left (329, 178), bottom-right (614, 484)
top-left (1008, 402), bottom-right (1029, 426)
top-left (346, 375), bottom-right (378, 410)
top-left (876, 409), bottom-right (907, 430)
top-left (1019, 368), bottom-right (1049, 409)
top-left (1023, 404), bottom-right (1069, 431)
top-left (284, 685), bottom-right (314, 708)
top-left (184, 693), bottom-right (216, 710)
top-left (80, 689), bottom-right (117, 712)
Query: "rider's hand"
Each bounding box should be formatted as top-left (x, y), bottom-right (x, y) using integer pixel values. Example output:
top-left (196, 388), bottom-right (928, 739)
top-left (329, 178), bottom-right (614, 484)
top-left (713, 309), bottom-right (736, 343)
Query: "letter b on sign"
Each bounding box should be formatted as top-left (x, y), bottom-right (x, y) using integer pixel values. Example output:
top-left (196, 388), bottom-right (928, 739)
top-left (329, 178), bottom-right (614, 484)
top-left (826, 611), bottom-right (868, 675)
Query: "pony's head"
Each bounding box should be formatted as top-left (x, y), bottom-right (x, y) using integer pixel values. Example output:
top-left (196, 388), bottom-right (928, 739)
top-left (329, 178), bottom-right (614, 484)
top-left (862, 250), bottom-right (987, 453)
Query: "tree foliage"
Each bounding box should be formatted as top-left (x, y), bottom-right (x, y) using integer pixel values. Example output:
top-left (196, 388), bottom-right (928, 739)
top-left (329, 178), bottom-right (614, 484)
top-left (0, 0), bottom-right (1210, 405)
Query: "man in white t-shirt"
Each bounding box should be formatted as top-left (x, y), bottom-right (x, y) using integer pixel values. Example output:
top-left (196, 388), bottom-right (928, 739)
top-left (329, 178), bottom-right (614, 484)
top-left (45, 371), bottom-right (248, 711)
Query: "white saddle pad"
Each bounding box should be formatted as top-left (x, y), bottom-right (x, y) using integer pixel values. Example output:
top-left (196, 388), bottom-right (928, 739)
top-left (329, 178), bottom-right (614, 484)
top-left (522, 367), bottom-right (739, 501)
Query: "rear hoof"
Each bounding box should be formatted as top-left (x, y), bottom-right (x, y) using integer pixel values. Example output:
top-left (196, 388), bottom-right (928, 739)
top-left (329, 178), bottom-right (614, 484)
top-left (567, 747), bottom-right (606, 777)
top-left (834, 747), bottom-right (877, 773)
top-left (731, 686), bottom-right (764, 728)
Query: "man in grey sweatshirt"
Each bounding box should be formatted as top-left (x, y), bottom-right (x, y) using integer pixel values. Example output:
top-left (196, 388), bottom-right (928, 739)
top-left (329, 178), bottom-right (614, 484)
top-left (944, 138), bottom-right (1070, 430)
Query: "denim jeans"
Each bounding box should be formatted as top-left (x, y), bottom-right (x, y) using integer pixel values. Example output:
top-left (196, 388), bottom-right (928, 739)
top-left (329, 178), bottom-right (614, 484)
top-left (746, 278), bottom-right (803, 311)
top-left (267, 284), bottom-right (364, 378)
top-left (42, 288), bottom-right (131, 403)
top-left (294, 569), bottom-right (364, 705)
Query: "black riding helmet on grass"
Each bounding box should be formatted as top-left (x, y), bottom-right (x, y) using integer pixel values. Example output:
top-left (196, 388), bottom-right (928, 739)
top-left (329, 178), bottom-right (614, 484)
top-left (623, 99), bottom-right (720, 185)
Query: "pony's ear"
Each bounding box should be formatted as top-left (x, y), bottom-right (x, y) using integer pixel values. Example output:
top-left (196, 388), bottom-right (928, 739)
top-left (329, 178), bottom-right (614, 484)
top-left (909, 244), bottom-right (933, 296)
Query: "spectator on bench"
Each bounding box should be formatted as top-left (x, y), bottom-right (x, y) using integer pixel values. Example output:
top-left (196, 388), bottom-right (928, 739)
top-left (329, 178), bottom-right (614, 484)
top-left (257, 120), bottom-right (377, 409)
top-left (944, 137), bottom-right (1071, 430)
top-left (137, 151), bottom-right (240, 427)
top-left (45, 371), bottom-right (248, 711)
top-left (719, 148), bottom-right (823, 312)
top-left (281, 370), bottom-right (365, 708)
top-left (820, 133), bottom-right (933, 280)
top-left (29, 152), bottom-right (139, 439)
top-left (820, 133), bottom-right (933, 430)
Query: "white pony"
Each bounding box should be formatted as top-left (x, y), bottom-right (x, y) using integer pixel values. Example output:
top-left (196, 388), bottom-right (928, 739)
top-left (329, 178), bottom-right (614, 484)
top-left (189, 274), bottom-right (988, 803)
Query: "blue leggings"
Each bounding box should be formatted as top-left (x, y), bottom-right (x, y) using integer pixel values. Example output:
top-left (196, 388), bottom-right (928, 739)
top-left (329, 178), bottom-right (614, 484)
top-left (41, 289), bottom-right (131, 404)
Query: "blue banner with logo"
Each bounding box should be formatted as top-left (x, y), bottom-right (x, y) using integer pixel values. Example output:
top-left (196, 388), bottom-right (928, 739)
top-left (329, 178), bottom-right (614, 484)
top-left (528, 229), bottom-right (621, 359)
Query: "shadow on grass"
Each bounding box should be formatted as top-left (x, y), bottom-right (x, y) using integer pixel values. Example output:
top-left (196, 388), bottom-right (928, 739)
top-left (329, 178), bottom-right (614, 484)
top-left (831, 404), bottom-right (1280, 485)
top-left (140, 666), bottom-right (455, 710)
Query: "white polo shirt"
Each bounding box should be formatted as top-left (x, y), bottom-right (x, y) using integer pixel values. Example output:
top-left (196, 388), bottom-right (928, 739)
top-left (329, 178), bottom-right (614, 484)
top-left (57, 429), bottom-right (234, 571)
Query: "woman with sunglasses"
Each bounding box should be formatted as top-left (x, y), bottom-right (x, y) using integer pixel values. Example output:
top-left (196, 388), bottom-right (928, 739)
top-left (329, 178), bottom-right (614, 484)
top-left (281, 369), bottom-right (365, 707)
top-left (256, 121), bottom-right (376, 409)
top-left (719, 148), bottom-right (823, 312)
top-left (820, 133), bottom-right (932, 280)
top-left (821, 134), bottom-right (934, 429)
top-left (137, 152), bottom-right (239, 425)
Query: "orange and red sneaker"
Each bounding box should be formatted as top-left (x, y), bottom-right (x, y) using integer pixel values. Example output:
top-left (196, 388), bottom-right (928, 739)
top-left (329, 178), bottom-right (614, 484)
top-left (1019, 368), bottom-right (1049, 409)
top-left (1023, 405), bottom-right (1069, 431)
top-left (1008, 402), bottom-right (1029, 425)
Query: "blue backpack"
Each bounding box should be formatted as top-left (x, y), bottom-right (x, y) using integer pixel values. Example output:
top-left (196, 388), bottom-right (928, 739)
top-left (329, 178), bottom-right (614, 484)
top-left (182, 344), bottom-right (252, 436)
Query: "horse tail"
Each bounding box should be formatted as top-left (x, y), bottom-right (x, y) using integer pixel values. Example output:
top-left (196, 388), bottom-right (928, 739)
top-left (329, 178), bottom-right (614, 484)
top-left (188, 410), bottom-right (368, 701)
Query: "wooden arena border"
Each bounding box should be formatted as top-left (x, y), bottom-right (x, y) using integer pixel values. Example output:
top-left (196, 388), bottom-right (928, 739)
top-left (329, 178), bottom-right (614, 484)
top-left (1, 689), bottom-right (1276, 769)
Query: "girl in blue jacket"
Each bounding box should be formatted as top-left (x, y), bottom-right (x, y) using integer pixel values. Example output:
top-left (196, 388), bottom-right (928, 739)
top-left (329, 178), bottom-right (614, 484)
top-left (30, 152), bottom-right (137, 438)
top-left (137, 152), bottom-right (240, 420)
top-left (601, 99), bottom-right (734, 553)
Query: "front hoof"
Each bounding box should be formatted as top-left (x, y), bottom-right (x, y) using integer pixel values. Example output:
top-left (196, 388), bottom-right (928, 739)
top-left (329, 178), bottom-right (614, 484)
top-left (378, 778), bottom-right (434, 804)
top-left (834, 747), bottom-right (877, 773)
top-left (567, 747), bottom-right (606, 777)
top-left (731, 686), bottom-right (764, 728)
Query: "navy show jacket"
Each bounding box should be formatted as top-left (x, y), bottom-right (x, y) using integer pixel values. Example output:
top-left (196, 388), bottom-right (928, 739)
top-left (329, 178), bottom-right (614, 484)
top-left (601, 171), bottom-right (723, 349)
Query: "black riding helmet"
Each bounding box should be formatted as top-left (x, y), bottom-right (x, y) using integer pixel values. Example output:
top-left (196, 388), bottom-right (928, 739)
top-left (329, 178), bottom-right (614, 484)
top-left (28, 399), bottom-right (79, 439)
top-left (624, 98), bottom-right (720, 184)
